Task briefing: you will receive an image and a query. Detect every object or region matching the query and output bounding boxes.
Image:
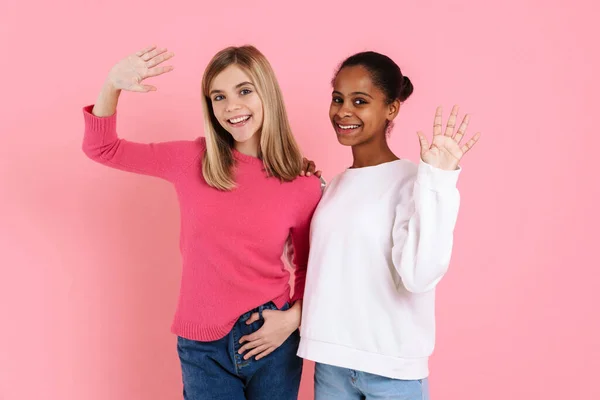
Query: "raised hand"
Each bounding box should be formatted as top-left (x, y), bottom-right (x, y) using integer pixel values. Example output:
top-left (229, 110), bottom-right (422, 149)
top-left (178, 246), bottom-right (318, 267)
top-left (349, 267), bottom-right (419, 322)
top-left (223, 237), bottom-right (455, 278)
top-left (417, 105), bottom-right (480, 171)
top-left (107, 45), bottom-right (175, 92)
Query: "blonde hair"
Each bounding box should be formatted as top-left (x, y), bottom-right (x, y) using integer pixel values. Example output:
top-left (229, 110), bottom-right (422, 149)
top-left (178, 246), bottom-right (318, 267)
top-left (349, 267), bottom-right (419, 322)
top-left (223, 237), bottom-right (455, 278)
top-left (200, 45), bottom-right (304, 190)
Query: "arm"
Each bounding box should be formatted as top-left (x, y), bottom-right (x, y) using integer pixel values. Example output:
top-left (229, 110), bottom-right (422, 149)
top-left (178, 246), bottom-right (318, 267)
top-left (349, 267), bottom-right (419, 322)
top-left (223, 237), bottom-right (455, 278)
top-left (288, 179), bottom-right (322, 304)
top-left (82, 45), bottom-right (197, 181)
top-left (394, 104), bottom-right (480, 293)
top-left (82, 104), bottom-right (201, 181)
top-left (237, 179), bottom-right (322, 361)
top-left (392, 161), bottom-right (460, 293)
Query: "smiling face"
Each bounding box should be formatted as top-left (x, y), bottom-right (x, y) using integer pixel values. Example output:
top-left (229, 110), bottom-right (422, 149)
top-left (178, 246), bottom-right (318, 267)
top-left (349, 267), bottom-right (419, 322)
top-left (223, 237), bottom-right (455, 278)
top-left (209, 65), bottom-right (264, 147)
top-left (329, 65), bottom-right (399, 147)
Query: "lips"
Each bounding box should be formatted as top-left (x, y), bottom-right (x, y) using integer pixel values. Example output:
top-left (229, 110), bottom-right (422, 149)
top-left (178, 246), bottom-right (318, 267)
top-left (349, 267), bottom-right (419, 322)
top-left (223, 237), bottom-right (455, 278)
top-left (334, 121), bottom-right (362, 135)
top-left (337, 123), bottom-right (360, 130)
top-left (227, 115), bottom-right (251, 127)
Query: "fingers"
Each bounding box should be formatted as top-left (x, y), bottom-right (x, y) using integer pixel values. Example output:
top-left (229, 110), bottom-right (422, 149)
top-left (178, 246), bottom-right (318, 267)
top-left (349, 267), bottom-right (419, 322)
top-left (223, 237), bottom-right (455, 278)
top-left (129, 84), bottom-right (157, 93)
top-left (300, 157), bottom-right (307, 176)
top-left (238, 338), bottom-right (265, 354)
top-left (433, 106), bottom-right (443, 136)
top-left (314, 170), bottom-right (322, 178)
top-left (146, 65), bottom-right (175, 78)
top-left (239, 331), bottom-right (259, 344)
top-left (305, 160), bottom-right (316, 177)
top-left (136, 45), bottom-right (157, 57)
top-left (444, 105), bottom-right (459, 137)
top-left (417, 131), bottom-right (430, 154)
top-left (454, 114), bottom-right (471, 144)
top-left (141, 47), bottom-right (168, 62)
top-left (146, 51), bottom-right (175, 68)
top-left (245, 312), bottom-right (260, 325)
top-left (255, 347), bottom-right (276, 361)
top-left (460, 132), bottom-right (481, 154)
top-left (243, 344), bottom-right (271, 360)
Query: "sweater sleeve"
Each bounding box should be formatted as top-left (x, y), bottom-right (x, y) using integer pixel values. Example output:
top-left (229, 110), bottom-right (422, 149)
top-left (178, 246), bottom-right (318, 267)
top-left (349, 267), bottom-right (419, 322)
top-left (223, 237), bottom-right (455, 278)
top-left (81, 105), bottom-right (203, 181)
top-left (288, 177), bottom-right (323, 303)
top-left (391, 160), bottom-right (461, 293)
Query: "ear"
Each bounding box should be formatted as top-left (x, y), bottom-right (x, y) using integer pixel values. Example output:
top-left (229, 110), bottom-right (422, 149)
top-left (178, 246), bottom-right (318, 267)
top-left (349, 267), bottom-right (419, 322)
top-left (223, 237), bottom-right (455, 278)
top-left (387, 99), bottom-right (401, 122)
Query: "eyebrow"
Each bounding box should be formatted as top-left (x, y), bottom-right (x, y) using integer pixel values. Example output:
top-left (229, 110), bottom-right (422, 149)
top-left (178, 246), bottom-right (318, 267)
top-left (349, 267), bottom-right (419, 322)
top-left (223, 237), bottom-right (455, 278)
top-left (332, 90), bottom-right (373, 99)
top-left (210, 81), bottom-right (255, 96)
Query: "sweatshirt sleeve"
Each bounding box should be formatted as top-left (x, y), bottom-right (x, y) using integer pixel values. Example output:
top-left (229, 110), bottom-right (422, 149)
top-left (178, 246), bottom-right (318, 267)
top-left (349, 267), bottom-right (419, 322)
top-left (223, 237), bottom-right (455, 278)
top-left (392, 160), bottom-right (461, 293)
top-left (288, 177), bottom-right (323, 303)
top-left (81, 105), bottom-right (203, 181)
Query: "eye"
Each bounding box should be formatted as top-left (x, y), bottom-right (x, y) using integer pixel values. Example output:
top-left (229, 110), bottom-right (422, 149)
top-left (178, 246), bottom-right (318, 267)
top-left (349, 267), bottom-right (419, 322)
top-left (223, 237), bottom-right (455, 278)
top-left (354, 98), bottom-right (368, 105)
top-left (332, 96), bottom-right (343, 104)
top-left (240, 88), bottom-right (252, 95)
top-left (213, 95), bottom-right (224, 101)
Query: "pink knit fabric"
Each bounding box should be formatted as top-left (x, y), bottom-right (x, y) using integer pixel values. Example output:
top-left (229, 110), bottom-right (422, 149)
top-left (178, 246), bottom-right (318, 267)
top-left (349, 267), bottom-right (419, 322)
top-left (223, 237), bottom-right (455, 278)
top-left (82, 105), bottom-right (322, 341)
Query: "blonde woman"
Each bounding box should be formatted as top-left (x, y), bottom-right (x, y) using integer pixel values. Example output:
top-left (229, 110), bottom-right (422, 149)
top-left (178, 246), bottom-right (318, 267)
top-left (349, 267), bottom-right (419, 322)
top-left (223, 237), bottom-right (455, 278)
top-left (82, 45), bottom-right (322, 400)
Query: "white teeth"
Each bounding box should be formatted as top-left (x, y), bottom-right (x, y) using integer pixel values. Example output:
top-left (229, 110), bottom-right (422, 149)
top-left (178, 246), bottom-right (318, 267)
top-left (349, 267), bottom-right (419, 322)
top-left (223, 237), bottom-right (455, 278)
top-left (229, 115), bottom-right (250, 124)
top-left (338, 124), bottom-right (360, 130)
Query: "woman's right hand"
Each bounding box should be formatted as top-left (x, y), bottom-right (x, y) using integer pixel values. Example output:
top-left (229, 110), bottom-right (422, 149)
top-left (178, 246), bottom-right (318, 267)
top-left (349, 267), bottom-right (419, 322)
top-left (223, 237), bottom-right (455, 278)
top-left (107, 45), bottom-right (175, 92)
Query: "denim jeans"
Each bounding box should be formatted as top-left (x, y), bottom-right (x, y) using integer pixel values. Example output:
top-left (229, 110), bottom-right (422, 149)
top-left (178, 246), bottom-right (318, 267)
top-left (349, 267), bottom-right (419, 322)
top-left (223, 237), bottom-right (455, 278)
top-left (315, 362), bottom-right (430, 400)
top-left (177, 301), bottom-right (302, 400)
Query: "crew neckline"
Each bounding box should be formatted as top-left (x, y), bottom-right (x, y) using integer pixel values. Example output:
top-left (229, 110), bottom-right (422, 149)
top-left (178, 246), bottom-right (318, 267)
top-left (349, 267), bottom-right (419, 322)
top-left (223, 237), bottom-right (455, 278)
top-left (345, 159), bottom-right (406, 172)
top-left (233, 148), bottom-right (264, 165)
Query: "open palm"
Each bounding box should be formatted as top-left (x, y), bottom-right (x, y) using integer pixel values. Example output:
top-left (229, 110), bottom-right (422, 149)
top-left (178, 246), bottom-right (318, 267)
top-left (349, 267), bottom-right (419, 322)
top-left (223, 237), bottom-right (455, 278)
top-left (417, 105), bottom-right (480, 171)
top-left (108, 45), bottom-right (175, 92)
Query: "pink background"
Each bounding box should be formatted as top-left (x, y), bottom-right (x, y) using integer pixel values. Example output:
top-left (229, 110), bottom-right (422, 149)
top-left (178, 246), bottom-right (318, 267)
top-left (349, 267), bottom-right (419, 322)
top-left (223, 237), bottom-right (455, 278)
top-left (1, 0), bottom-right (598, 399)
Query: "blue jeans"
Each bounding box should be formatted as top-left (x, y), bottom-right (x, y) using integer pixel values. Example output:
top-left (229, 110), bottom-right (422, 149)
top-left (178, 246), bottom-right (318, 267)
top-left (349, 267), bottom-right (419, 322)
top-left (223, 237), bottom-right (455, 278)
top-left (177, 301), bottom-right (302, 400)
top-left (315, 362), bottom-right (430, 400)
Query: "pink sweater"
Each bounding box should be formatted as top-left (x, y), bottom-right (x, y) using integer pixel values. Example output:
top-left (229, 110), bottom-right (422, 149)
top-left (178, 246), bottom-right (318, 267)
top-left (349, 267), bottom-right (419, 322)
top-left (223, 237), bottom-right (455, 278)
top-left (82, 105), bottom-right (322, 341)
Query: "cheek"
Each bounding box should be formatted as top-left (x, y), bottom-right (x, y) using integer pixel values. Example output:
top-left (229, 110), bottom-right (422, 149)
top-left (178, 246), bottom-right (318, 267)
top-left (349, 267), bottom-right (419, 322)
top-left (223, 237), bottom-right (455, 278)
top-left (329, 104), bottom-right (337, 120)
top-left (355, 109), bottom-right (370, 125)
top-left (251, 96), bottom-right (264, 121)
top-left (360, 108), bottom-right (384, 128)
top-left (211, 102), bottom-right (225, 118)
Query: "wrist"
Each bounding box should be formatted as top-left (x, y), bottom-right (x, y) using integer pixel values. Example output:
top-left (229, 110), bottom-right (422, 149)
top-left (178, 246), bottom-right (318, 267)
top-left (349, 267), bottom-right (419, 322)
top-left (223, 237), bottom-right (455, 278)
top-left (421, 159), bottom-right (458, 171)
top-left (283, 302), bottom-right (302, 331)
top-left (102, 79), bottom-right (121, 95)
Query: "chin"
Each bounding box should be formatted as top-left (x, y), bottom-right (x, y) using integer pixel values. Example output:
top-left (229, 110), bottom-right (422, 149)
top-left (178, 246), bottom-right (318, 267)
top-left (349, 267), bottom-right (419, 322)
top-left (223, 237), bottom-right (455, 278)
top-left (236, 132), bottom-right (261, 144)
top-left (336, 133), bottom-right (363, 147)
top-left (226, 126), bottom-right (259, 143)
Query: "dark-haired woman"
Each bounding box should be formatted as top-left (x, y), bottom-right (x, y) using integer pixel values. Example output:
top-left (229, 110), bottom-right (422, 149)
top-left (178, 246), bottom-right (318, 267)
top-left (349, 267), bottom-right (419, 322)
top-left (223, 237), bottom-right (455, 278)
top-left (298, 51), bottom-right (481, 399)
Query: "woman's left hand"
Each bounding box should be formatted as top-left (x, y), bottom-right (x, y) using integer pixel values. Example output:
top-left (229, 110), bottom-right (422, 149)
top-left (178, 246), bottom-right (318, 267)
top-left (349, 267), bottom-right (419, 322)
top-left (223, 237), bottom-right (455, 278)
top-left (418, 105), bottom-right (481, 171)
top-left (238, 306), bottom-right (300, 360)
top-left (301, 157), bottom-right (322, 177)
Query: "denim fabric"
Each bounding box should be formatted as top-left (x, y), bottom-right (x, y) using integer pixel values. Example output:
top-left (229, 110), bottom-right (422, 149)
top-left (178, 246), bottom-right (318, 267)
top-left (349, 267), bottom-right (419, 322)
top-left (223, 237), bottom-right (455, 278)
top-left (315, 362), bottom-right (429, 400)
top-left (177, 301), bottom-right (302, 400)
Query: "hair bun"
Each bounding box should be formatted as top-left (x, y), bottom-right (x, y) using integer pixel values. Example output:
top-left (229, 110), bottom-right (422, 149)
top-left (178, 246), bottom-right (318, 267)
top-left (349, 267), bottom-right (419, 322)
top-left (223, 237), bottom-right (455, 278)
top-left (400, 76), bottom-right (414, 102)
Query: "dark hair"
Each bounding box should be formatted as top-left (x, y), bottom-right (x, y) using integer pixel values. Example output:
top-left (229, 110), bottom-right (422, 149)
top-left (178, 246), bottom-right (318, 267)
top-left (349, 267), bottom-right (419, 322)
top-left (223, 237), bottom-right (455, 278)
top-left (333, 51), bottom-right (413, 104)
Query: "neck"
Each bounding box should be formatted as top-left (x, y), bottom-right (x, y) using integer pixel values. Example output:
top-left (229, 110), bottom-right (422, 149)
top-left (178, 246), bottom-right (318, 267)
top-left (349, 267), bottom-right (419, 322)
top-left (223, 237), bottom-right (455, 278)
top-left (234, 134), bottom-right (261, 158)
top-left (351, 134), bottom-right (398, 168)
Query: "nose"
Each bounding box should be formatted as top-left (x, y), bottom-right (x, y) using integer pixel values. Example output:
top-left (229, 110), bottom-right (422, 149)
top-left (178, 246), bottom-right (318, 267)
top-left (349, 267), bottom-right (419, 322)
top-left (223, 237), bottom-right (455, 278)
top-left (224, 98), bottom-right (242, 113)
top-left (336, 103), bottom-right (353, 119)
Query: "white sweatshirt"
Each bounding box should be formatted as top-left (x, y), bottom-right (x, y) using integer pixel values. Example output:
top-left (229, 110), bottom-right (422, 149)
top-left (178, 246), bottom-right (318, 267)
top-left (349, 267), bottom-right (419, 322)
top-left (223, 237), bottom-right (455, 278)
top-left (298, 159), bottom-right (461, 380)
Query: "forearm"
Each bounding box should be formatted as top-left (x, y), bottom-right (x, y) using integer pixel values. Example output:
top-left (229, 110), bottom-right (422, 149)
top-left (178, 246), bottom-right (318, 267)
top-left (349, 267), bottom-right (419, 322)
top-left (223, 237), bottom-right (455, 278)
top-left (393, 161), bottom-right (461, 293)
top-left (284, 299), bottom-right (302, 331)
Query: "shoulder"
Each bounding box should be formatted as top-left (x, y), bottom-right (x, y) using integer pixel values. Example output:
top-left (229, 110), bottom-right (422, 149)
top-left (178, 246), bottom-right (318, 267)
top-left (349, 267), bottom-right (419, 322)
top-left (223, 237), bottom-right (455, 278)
top-left (394, 158), bottom-right (419, 176)
top-left (285, 175), bottom-right (323, 211)
top-left (162, 136), bottom-right (206, 162)
top-left (153, 136), bottom-right (205, 152)
top-left (194, 136), bottom-right (207, 152)
top-left (176, 136), bottom-right (206, 159)
top-left (386, 159), bottom-right (419, 189)
top-left (290, 175), bottom-right (323, 197)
